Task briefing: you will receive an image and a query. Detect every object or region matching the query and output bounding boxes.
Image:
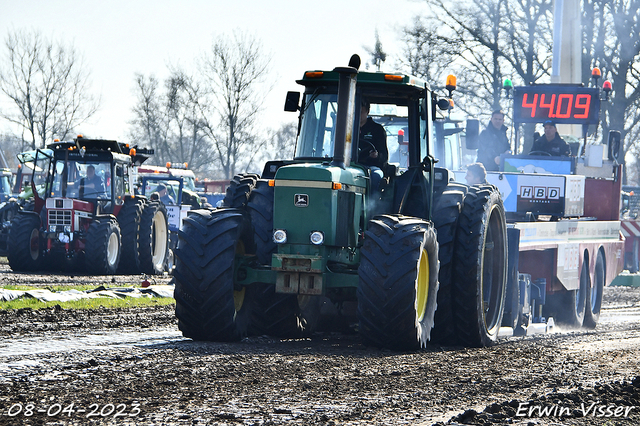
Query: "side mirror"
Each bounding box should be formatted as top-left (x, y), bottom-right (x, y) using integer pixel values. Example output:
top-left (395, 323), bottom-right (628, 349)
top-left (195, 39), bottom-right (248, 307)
top-left (608, 130), bottom-right (621, 161)
top-left (436, 98), bottom-right (451, 111)
top-left (284, 91), bottom-right (300, 112)
top-left (465, 119), bottom-right (479, 149)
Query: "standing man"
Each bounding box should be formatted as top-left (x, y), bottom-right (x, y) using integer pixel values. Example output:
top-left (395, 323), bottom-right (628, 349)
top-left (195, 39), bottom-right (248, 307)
top-left (530, 120), bottom-right (572, 156)
top-left (477, 110), bottom-right (511, 171)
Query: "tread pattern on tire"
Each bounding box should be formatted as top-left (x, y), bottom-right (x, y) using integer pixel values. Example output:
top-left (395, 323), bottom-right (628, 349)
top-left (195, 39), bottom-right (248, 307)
top-left (357, 214), bottom-right (439, 350)
top-left (85, 217), bottom-right (121, 275)
top-left (222, 174), bottom-right (259, 208)
top-left (452, 186), bottom-right (507, 347)
top-left (7, 212), bottom-right (42, 272)
top-left (138, 201), bottom-right (169, 275)
top-left (117, 197), bottom-right (146, 274)
top-left (583, 250), bottom-right (605, 329)
top-left (430, 186), bottom-right (467, 344)
top-left (174, 209), bottom-right (254, 341)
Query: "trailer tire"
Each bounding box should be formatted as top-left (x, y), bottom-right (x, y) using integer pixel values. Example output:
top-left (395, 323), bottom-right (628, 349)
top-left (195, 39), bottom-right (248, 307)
top-left (583, 250), bottom-right (605, 329)
top-left (357, 215), bottom-right (439, 350)
top-left (7, 213), bottom-right (43, 272)
top-left (222, 174), bottom-right (259, 208)
top-left (117, 197), bottom-right (146, 274)
top-left (554, 257), bottom-right (589, 328)
top-left (430, 185), bottom-right (466, 344)
top-left (452, 186), bottom-right (507, 347)
top-left (174, 209), bottom-right (255, 341)
top-left (85, 217), bottom-right (121, 275)
top-left (138, 201), bottom-right (169, 275)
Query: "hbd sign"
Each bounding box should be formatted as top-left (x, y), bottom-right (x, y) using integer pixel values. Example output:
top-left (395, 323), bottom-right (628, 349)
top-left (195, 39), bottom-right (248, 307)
top-left (516, 175), bottom-right (565, 215)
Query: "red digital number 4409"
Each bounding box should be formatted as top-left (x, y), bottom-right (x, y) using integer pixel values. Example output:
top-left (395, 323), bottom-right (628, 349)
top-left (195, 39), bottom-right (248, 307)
top-left (521, 93), bottom-right (591, 119)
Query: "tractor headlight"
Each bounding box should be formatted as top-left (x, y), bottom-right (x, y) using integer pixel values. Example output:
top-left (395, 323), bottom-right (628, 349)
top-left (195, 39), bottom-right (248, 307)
top-left (49, 225), bottom-right (57, 233)
top-left (273, 229), bottom-right (287, 244)
top-left (63, 225), bottom-right (71, 233)
top-left (310, 231), bottom-right (324, 245)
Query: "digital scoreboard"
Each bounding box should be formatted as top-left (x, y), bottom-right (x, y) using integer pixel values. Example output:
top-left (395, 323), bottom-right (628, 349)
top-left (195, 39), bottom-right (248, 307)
top-left (513, 85), bottom-right (600, 125)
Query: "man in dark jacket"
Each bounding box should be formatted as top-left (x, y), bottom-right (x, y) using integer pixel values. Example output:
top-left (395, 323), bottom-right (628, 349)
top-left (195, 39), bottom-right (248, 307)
top-left (530, 120), bottom-right (571, 157)
top-left (358, 100), bottom-right (388, 192)
top-left (477, 110), bottom-right (511, 171)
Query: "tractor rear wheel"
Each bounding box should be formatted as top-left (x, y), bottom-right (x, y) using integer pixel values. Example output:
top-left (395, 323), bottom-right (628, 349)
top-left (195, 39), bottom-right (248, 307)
top-left (7, 213), bottom-right (43, 272)
top-left (357, 215), bottom-right (439, 350)
top-left (174, 209), bottom-right (255, 341)
top-left (222, 174), bottom-right (259, 208)
top-left (430, 185), bottom-right (466, 344)
top-left (117, 197), bottom-right (146, 274)
top-left (85, 217), bottom-right (121, 275)
top-left (583, 251), bottom-right (605, 329)
top-left (452, 186), bottom-right (507, 347)
top-left (138, 201), bottom-right (169, 275)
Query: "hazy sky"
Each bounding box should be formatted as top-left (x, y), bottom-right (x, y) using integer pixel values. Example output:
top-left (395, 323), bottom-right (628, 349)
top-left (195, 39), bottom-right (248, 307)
top-left (0, 0), bottom-right (426, 142)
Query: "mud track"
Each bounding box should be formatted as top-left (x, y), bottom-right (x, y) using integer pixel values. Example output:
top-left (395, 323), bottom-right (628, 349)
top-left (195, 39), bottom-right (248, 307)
top-left (1, 260), bottom-right (639, 425)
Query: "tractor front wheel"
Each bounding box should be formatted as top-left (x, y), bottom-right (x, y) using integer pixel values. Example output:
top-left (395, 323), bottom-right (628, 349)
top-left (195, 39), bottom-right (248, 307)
top-left (357, 215), bottom-right (439, 350)
top-left (85, 217), bottom-right (121, 275)
top-left (7, 213), bottom-right (43, 272)
top-left (174, 209), bottom-right (255, 341)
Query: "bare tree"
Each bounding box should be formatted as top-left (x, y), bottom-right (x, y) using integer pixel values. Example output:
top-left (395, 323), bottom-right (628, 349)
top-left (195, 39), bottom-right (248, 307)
top-left (364, 30), bottom-right (387, 71)
top-left (582, 0), bottom-right (640, 184)
top-left (130, 73), bottom-right (166, 156)
top-left (199, 31), bottom-right (272, 179)
top-left (0, 29), bottom-right (99, 149)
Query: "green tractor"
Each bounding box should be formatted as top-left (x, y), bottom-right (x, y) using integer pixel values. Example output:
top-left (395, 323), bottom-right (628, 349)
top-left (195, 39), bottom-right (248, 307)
top-left (174, 56), bottom-right (507, 349)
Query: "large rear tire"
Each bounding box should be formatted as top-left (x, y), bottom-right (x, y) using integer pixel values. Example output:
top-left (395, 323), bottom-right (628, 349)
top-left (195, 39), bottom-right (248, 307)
top-left (357, 215), bottom-right (439, 350)
top-left (174, 209), bottom-right (255, 341)
top-left (583, 250), bottom-right (605, 329)
top-left (85, 217), bottom-right (121, 275)
top-left (452, 186), bottom-right (507, 347)
top-left (7, 213), bottom-right (43, 272)
top-left (138, 201), bottom-right (169, 275)
top-left (117, 197), bottom-right (146, 274)
top-left (222, 174), bottom-right (259, 208)
top-left (430, 185), bottom-right (466, 344)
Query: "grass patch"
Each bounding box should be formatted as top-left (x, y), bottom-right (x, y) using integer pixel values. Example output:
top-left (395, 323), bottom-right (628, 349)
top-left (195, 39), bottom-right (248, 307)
top-left (0, 295), bottom-right (175, 311)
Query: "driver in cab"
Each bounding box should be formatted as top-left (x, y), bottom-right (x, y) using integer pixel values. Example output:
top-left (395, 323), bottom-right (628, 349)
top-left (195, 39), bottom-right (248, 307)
top-left (530, 120), bottom-right (571, 156)
top-left (79, 165), bottom-right (106, 198)
top-left (358, 100), bottom-right (388, 190)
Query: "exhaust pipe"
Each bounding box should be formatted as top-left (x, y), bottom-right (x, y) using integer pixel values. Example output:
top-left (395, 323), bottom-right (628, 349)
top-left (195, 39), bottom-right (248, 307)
top-left (330, 55), bottom-right (360, 169)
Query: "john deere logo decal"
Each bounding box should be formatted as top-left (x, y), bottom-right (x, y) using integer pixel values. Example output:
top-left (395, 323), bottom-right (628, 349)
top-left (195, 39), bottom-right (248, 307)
top-left (294, 194), bottom-right (309, 207)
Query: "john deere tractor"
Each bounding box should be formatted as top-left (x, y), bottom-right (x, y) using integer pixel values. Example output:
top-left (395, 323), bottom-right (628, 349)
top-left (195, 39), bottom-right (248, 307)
top-left (174, 56), bottom-right (507, 349)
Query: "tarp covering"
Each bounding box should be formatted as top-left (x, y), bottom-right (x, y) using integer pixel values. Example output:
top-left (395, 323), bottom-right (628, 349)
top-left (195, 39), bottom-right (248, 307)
top-left (0, 285), bottom-right (175, 302)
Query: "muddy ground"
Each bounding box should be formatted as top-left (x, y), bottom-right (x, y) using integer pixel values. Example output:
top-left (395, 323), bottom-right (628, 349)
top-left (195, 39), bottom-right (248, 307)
top-left (0, 259), bottom-right (639, 425)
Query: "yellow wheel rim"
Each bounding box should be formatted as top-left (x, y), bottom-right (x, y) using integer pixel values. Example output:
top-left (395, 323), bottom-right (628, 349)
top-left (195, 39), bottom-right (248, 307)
top-left (234, 287), bottom-right (246, 312)
top-left (416, 248), bottom-right (429, 321)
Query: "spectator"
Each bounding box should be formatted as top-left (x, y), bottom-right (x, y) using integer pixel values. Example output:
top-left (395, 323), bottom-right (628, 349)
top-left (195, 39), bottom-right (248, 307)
top-left (477, 110), bottom-right (511, 171)
top-left (465, 163), bottom-right (487, 185)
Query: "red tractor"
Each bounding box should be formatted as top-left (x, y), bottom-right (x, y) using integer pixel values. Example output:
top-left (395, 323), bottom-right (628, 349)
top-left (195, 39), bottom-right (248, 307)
top-left (7, 137), bottom-right (169, 275)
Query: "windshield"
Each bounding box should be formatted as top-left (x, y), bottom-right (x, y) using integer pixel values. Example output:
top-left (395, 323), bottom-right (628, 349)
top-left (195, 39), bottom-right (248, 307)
top-left (51, 160), bottom-right (111, 200)
top-left (141, 178), bottom-right (181, 205)
top-left (296, 93), bottom-right (338, 159)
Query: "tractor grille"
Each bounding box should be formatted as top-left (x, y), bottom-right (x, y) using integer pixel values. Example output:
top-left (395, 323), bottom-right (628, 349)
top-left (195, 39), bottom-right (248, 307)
top-left (49, 210), bottom-right (72, 226)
